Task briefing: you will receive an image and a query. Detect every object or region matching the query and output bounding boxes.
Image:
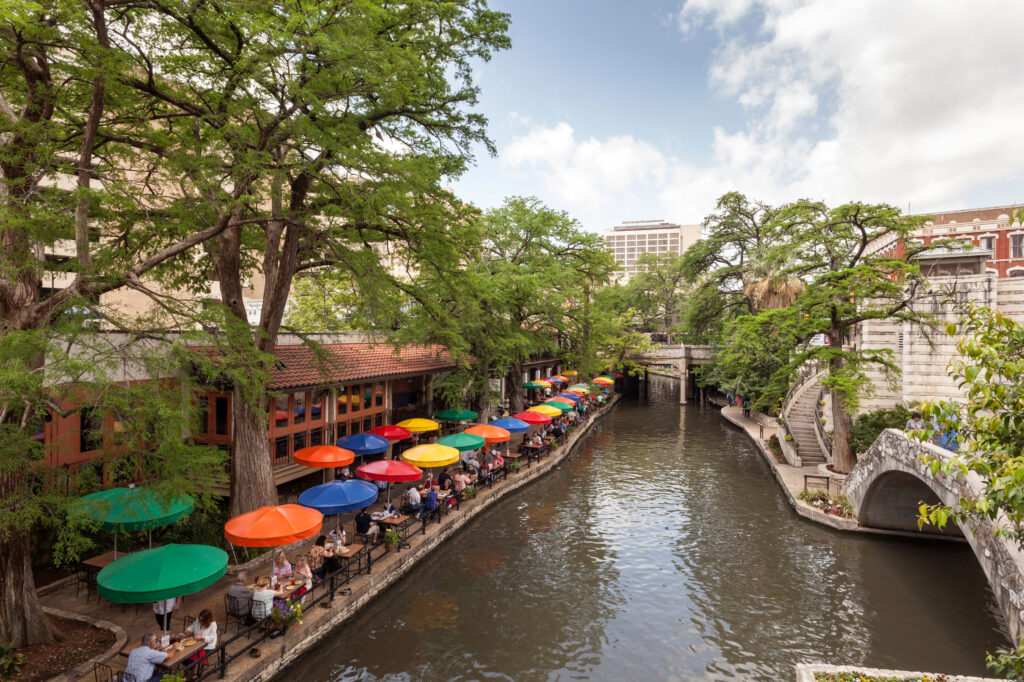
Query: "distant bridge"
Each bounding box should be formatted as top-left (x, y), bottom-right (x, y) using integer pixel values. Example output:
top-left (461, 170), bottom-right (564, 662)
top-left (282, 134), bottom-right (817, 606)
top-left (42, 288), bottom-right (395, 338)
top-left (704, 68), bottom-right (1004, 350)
top-left (844, 429), bottom-right (1024, 641)
top-left (627, 345), bottom-right (714, 404)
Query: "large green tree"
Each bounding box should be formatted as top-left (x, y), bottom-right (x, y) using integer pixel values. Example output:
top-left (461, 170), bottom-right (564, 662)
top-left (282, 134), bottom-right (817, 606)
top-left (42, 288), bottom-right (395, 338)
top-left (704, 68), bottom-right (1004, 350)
top-left (98, 0), bottom-right (511, 514)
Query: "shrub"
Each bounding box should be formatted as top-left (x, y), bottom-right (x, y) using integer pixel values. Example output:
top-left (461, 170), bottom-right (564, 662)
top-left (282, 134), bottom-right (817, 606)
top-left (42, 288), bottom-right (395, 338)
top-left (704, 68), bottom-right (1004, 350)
top-left (766, 434), bottom-right (782, 457)
top-left (0, 642), bottom-right (25, 679)
top-left (850, 403), bottom-right (914, 455)
top-left (797, 489), bottom-right (854, 518)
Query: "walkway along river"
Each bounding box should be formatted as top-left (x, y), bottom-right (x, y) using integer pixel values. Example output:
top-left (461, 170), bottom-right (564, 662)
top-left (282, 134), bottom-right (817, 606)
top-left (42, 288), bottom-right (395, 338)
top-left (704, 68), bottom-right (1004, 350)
top-left (280, 376), bottom-right (1008, 681)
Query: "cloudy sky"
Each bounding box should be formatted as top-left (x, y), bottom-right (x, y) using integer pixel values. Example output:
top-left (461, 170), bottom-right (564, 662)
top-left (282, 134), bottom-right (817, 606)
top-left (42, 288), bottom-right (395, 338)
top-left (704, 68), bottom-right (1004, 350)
top-left (452, 0), bottom-right (1024, 233)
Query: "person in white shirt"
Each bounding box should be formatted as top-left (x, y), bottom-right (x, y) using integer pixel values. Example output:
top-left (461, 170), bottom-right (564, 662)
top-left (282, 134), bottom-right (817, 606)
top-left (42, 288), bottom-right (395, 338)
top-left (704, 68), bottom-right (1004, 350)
top-left (186, 608), bottom-right (218, 651)
top-left (404, 486), bottom-right (422, 515)
top-left (251, 578), bottom-right (279, 621)
top-left (125, 632), bottom-right (167, 682)
top-left (153, 597), bottom-right (178, 631)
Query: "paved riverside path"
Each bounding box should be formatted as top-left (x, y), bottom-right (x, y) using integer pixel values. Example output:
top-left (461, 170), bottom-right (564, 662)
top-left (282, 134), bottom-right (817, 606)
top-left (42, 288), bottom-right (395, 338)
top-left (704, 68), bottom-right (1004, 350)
top-left (719, 405), bottom-right (857, 532)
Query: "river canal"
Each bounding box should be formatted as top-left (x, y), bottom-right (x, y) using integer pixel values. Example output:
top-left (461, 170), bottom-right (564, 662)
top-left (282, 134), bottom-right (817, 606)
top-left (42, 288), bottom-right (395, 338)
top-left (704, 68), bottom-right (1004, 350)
top-left (282, 376), bottom-right (1007, 681)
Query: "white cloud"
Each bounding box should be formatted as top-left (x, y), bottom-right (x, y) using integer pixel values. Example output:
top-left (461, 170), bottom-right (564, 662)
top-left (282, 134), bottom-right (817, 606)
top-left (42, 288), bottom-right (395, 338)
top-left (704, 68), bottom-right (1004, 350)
top-left (498, 1), bottom-right (1024, 227)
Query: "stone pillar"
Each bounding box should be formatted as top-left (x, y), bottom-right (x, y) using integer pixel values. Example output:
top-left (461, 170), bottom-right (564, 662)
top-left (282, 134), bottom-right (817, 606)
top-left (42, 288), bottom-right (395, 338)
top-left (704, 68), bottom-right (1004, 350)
top-left (679, 361), bottom-right (688, 404)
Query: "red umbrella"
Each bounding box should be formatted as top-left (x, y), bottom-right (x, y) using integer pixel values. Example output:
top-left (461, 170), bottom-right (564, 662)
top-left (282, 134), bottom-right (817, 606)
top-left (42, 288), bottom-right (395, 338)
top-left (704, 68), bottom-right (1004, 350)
top-left (513, 411), bottom-right (551, 425)
top-left (368, 425), bottom-right (413, 442)
top-left (357, 459), bottom-right (423, 482)
top-left (357, 459), bottom-right (424, 508)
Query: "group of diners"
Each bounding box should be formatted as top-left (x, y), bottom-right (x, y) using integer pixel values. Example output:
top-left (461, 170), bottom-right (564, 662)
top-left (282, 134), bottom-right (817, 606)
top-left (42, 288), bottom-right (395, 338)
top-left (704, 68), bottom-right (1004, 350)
top-left (126, 607), bottom-right (217, 681)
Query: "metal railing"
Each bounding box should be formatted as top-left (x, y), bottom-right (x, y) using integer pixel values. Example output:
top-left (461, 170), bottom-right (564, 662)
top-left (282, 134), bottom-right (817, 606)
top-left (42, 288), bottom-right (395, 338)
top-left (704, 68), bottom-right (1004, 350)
top-left (812, 386), bottom-right (833, 459)
top-left (161, 401), bottom-right (612, 681)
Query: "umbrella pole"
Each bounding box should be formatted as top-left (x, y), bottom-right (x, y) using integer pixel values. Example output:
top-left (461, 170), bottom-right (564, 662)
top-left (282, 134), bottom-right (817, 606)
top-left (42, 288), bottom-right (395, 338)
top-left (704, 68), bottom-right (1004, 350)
top-left (148, 529), bottom-right (152, 549)
top-left (228, 542), bottom-right (239, 566)
top-left (113, 532), bottom-right (118, 560)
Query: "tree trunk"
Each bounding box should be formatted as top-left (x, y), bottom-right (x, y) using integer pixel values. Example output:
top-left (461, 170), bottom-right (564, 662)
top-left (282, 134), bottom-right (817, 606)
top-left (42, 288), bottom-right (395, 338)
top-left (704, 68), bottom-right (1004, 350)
top-left (228, 389), bottom-right (278, 517)
top-left (0, 512), bottom-right (56, 646)
top-left (505, 363), bottom-right (524, 414)
top-left (829, 355), bottom-right (856, 473)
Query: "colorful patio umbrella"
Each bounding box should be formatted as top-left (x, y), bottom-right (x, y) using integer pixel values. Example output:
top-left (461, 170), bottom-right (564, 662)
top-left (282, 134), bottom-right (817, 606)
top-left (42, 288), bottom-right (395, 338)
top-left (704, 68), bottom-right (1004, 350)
top-left (464, 424), bottom-right (511, 443)
top-left (437, 433), bottom-right (486, 452)
top-left (545, 377), bottom-right (566, 384)
top-left (368, 425), bottom-right (413, 441)
top-left (76, 486), bottom-right (194, 557)
top-left (513, 411), bottom-right (551, 425)
top-left (527, 404), bottom-right (562, 418)
top-left (550, 375), bottom-right (569, 382)
top-left (522, 381), bottom-right (544, 389)
top-left (224, 504), bottom-right (323, 548)
top-left (562, 370), bottom-right (578, 376)
top-left (541, 400), bottom-right (573, 413)
top-left (396, 418), bottom-right (440, 433)
top-left (569, 384), bottom-right (591, 394)
top-left (293, 445), bottom-right (355, 468)
top-left (298, 480), bottom-right (378, 515)
top-left (490, 417), bottom-right (530, 434)
top-left (548, 397), bottom-right (576, 406)
top-left (536, 380), bottom-right (552, 388)
top-left (593, 377), bottom-right (614, 386)
top-left (357, 459), bottom-right (423, 482)
top-left (555, 392), bottom-right (583, 402)
top-left (98, 544), bottom-right (227, 611)
top-left (402, 443), bottom-right (460, 469)
top-left (435, 408), bottom-right (479, 422)
top-left (337, 433), bottom-right (390, 455)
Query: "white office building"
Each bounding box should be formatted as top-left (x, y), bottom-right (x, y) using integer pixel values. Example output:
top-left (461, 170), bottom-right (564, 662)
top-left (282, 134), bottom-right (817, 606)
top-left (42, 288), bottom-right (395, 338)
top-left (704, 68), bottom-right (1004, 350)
top-left (603, 220), bottom-right (701, 280)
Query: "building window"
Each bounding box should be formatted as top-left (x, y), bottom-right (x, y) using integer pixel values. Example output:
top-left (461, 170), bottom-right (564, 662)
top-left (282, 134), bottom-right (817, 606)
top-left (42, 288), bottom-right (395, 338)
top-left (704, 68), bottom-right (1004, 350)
top-left (294, 391), bottom-right (306, 425)
top-left (338, 388), bottom-right (349, 415)
top-left (311, 390), bottom-right (326, 421)
top-left (214, 396), bottom-right (229, 435)
top-left (275, 398), bottom-right (289, 428)
top-left (336, 421), bottom-right (347, 439)
top-left (310, 428), bottom-right (323, 447)
top-left (982, 236), bottom-right (995, 251)
top-left (196, 397), bottom-right (208, 435)
top-left (350, 385), bottom-right (360, 413)
top-left (273, 436), bottom-right (290, 464)
top-left (80, 408), bottom-right (104, 453)
top-left (375, 382), bottom-right (384, 407)
top-left (375, 413), bottom-right (384, 427)
top-left (1010, 270), bottom-right (1024, 278)
top-left (1012, 235), bottom-right (1023, 259)
top-left (293, 430), bottom-right (306, 452)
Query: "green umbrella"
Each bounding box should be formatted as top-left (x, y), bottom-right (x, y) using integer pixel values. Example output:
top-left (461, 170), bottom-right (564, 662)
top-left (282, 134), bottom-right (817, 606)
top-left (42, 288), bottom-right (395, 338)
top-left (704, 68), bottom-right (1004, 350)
top-left (542, 400), bottom-right (573, 413)
top-left (98, 543), bottom-right (227, 607)
top-left (75, 487), bottom-right (195, 557)
top-left (435, 408), bottom-right (479, 422)
top-left (522, 381), bottom-right (544, 389)
top-left (437, 433), bottom-right (486, 452)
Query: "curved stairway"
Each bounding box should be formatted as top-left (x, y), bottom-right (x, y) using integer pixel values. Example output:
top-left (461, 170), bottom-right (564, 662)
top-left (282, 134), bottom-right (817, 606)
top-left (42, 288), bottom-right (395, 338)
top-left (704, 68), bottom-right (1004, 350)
top-left (785, 379), bottom-right (827, 466)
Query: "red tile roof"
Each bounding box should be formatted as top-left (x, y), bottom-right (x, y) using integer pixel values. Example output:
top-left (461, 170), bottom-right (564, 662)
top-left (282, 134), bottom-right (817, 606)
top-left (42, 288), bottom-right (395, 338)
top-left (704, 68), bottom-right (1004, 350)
top-left (267, 343), bottom-right (457, 390)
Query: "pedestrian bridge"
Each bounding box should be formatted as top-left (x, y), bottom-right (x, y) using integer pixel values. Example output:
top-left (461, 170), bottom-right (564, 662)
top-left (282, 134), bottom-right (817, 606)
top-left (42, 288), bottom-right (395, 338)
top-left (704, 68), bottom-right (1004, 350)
top-left (627, 345), bottom-right (713, 404)
top-left (844, 428), bottom-right (1024, 640)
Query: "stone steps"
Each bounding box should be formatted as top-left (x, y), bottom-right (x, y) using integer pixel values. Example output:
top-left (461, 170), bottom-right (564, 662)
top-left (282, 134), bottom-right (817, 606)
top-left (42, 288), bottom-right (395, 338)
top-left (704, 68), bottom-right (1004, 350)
top-left (786, 379), bottom-right (828, 465)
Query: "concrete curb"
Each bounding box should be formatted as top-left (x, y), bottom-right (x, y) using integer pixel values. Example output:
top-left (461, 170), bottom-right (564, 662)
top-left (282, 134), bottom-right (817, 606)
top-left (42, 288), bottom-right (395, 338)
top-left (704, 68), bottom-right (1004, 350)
top-left (42, 605), bottom-right (127, 682)
top-left (795, 662), bottom-right (1000, 681)
top-left (241, 395), bottom-right (621, 682)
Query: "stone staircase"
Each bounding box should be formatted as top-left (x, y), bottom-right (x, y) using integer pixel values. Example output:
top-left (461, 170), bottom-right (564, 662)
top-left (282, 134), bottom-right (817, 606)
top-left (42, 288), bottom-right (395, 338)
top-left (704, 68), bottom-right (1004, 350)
top-left (786, 379), bottom-right (827, 466)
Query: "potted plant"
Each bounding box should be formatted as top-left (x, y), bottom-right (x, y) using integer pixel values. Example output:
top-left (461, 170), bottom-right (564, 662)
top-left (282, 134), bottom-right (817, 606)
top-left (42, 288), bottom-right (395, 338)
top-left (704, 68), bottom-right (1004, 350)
top-left (161, 673), bottom-right (187, 682)
top-left (461, 485), bottom-right (477, 500)
top-left (784, 434), bottom-right (793, 441)
top-left (383, 527), bottom-right (401, 551)
top-left (506, 459), bottom-right (521, 474)
top-left (270, 600), bottom-right (303, 631)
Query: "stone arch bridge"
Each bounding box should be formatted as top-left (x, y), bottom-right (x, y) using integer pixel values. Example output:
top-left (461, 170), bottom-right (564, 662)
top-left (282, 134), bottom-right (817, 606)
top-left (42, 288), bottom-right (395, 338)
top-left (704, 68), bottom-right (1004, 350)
top-left (844, 428), bottom-right (1024, 641)
top-left (627, 345), bottom-right (713, 404)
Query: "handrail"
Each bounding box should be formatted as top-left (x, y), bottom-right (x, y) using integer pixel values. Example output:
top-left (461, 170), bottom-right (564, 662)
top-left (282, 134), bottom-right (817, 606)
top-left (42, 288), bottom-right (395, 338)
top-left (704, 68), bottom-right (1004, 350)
top-left (813, 386), bottom-right (833, 459)
top-left (166, 400), bottom-right (613, 682)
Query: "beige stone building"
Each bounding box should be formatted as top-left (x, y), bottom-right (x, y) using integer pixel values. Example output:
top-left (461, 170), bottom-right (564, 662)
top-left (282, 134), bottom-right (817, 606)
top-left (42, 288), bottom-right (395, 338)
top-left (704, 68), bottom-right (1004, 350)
top-left (603, 220), bottom-right (701, 281)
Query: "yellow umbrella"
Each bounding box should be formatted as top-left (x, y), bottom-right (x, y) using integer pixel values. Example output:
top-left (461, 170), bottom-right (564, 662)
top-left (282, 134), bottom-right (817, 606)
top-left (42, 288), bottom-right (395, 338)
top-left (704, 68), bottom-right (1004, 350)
top-left (396, 418), bottom-right (440, 433)
top-left (535, 380), bottom-right (552, 388)
top-left (527, 404), bottom-right (562, 417)
top-left (401, 443), bottom-right (460, 468)
top-left (562, 370), bottom-right (578, 376)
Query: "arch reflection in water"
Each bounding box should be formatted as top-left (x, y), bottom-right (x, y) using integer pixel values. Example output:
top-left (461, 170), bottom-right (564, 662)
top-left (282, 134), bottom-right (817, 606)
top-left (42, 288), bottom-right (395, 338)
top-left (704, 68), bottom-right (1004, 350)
top-left (280, 376), bottom-right (1007, 682)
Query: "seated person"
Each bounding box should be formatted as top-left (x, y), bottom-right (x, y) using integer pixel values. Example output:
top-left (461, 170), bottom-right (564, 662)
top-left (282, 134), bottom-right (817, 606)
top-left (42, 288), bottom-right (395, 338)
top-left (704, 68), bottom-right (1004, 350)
top-left (438, 467), bottom-right (453, 491)
top-left (452, 471), bottom-right (471, 493)
top-left (250, 578), bottom-right (283, 621)
top-left (403, 486), bottom-right (423, 515)
top-left (272, 550), bottom-right (292, 581)
top-left (227, 572), bottom-right (255, 622)
top-left (355, 509), bottom-right (380, 542)
top-left (551, 424), bottom-right (563, 438)
top-left (424, 486), bottom-right (439, 514)
top-left (126, 633), bottom-right (168, 682)
top-left (293, 556), bottom-right (314, 596)
top-left (464, 462), bottom-right (478, 478)
top-left (493, 453), bottom-right (504, 469)
top-left (310, 536), bottom-right (340, 579)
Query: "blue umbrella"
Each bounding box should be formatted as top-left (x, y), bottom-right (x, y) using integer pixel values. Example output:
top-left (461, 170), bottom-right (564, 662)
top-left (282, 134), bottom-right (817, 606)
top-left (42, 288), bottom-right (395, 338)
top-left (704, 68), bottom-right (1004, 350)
top-left (490, 417), bottom-right (530, 434)
top-left (336, 433), bottom-right (390, 455)
top-left (555, 392), bottom-right (583, 402)
top-left (299, 480), bottom-right (379, 515)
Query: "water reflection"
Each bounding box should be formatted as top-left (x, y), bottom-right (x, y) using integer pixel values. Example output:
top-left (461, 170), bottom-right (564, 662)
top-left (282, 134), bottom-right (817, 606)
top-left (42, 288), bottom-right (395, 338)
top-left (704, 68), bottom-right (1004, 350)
top-left (281, 376), bottom-right (1007, 681)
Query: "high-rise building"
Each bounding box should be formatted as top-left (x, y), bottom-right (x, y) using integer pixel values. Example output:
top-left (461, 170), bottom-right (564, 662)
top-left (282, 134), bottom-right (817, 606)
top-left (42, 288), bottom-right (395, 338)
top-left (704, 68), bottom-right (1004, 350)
top-left (603, 220), bottom-right (701, 280)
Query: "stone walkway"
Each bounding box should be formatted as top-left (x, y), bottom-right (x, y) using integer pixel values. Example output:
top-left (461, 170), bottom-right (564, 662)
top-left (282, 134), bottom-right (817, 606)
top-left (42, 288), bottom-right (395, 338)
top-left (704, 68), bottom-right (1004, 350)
top-left (720, 405), bottom-right (858, 531)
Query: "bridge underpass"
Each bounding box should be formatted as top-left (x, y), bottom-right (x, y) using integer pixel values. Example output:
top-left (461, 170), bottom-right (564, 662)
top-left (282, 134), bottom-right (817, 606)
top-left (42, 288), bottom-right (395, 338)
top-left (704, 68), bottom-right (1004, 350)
top-left (628, 345), bottom-right (713, 404)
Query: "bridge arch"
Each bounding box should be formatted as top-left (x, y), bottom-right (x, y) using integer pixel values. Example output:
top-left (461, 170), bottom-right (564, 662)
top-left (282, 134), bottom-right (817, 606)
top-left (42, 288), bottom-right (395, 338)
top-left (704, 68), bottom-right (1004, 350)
top-left (845, 429), bottom-right (1024, 639)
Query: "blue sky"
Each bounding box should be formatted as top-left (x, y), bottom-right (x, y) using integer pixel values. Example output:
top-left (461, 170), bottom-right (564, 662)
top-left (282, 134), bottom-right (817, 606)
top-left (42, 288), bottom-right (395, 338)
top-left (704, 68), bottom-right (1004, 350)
top-left (452, 0), bottom-right (1024, 233)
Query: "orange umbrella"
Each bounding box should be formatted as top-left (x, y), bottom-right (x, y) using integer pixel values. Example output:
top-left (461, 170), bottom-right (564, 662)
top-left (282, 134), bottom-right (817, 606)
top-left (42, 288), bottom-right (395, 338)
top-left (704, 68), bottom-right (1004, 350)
top-left (293, 445), bottom-right (355, 469)
top-left (464, 424), bottom-right (511, 443)
top-left (224, 505), bottom-right (323, 547)
top-left (548, 397), bottom-right (575, 406)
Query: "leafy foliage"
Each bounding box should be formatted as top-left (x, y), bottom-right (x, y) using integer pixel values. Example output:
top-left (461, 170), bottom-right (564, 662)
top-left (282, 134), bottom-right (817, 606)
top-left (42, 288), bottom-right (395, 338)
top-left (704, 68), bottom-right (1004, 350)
top-left (849, 404), bottom-right (915, 455)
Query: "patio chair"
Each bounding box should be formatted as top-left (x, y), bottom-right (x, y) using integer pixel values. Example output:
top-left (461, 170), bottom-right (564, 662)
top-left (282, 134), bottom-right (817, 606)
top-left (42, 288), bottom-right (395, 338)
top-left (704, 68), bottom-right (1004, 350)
top-left (92, 661), bottom-right (126, 681)
top-left (224, 593), bottom-right (249, 635)
top-left (76, 566), bottom-right (98, 601)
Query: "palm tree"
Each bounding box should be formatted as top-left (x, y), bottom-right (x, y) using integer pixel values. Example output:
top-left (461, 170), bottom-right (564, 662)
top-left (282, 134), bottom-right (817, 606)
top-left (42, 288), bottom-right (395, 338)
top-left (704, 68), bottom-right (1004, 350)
top-left (743, 246), bottom-right (805, 311)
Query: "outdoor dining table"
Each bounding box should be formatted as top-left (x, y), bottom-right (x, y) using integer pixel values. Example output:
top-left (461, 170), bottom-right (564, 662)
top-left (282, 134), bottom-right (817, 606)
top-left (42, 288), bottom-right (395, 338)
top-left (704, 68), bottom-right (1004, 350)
top-left (248, 576), bottom-right (306, 601)
top-left (120, 638), bottom-right (206, 671)
top-left (81, 549), bottom-right (133, 570)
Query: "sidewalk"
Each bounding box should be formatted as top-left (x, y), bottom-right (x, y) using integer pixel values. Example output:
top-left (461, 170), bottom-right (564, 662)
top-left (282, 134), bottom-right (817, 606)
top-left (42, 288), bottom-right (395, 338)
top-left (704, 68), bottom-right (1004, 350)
top-left (720, 405), bottom-right (858, 532)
